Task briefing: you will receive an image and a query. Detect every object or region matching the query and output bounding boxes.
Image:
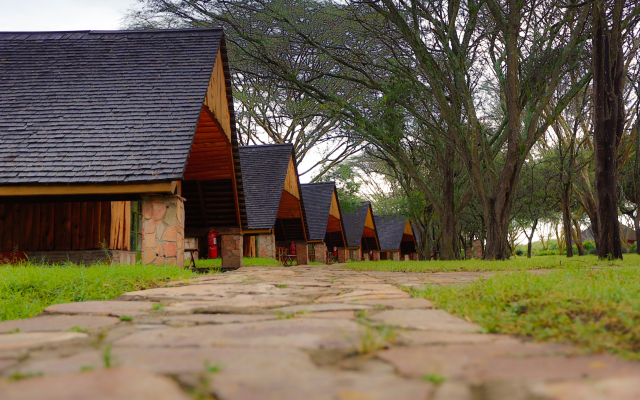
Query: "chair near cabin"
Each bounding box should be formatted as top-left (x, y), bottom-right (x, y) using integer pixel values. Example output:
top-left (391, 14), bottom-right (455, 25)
top-left (326, 251), bottom-right (335, 264)
top-left (276, 246), bottom-right (295, 267)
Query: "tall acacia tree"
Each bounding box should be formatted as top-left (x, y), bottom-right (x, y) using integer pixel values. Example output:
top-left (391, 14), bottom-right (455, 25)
top-left (591, 0), bottom-right (626, 259)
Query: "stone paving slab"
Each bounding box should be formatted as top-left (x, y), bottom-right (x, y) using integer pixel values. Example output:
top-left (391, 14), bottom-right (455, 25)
top-left (1, 264), bottom-right (639, 400)
top-left (370, 309), bottom-right (482, 332)
top-left (114, 318), bottom-right (363, 350)
top-left (0, 315), bottom-right (120, 333)
top-left (44, 301), bottom-right (156, 317)
top-left (0, 367), bottom-right (192, 400)
top-left (0, 332), bottom-right (88, 350)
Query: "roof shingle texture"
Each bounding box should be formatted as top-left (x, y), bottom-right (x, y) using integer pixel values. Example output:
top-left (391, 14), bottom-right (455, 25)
top-left (0, 29), bottom-right (223, 184)
top-left (300, 182), bottom-right (336, 241)
top-left (342, 202), bottom-right (371, 248)
top-left (375, 215), bottom-right (409, 251)
top-left (238, 144), bottom-right (293, 230)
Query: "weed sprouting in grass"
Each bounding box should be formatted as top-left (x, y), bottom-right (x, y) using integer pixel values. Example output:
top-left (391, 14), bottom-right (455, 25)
top-left (355, 310), bottom-right (368, 319)
top-left (103, 345), bottom-right (113, 368)
top-left (0, 262), bottom-right (197, 321)
top-left (357, 323), bottom-right (395, 355)
top-left (423, 373), bottom-right (447, 385)
top-left (8, 371), bottom-right (43, 381)
top-left (119, 315), bottom-right (133, 322)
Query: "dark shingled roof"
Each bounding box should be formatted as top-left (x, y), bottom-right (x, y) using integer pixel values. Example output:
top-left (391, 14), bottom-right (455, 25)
top-left (375, 215), bottom-right (409, 251)
top-left (0, 29), bottom-right (225, 185)
top-left (301, 182), bottom-right (336, 241)
top-left (342, 202), bottom-right (372, 248)
top-left (239, 144), bottom-right (294, 230)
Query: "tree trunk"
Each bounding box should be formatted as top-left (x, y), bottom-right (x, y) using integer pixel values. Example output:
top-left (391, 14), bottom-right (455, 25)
top-left (561, 186), bottom-right (574, 257)
top-left (527, 219), bottom-right (538, 258)
top-left (439, 145), bottom-right (461, 260)
top-left (592, 0), bottom-right (624, 260)
top-left (572, 218), bottom-right (586, 255)
top-left (484, 202), bottom-right (512, 260)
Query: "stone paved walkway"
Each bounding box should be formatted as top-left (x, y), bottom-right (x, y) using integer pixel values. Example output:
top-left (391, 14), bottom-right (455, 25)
top-left (1, 265), bottom-right (639, 399)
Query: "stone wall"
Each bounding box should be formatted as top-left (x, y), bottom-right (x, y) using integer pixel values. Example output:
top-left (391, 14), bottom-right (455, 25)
top-left (372, 250), bottom-right (380, 261)
top-left (295, 241), bottom-right (308, 265)
top-left (222, 234), bottom-right (243, 269)
top-left (256, 233), bottom-right (276, 259)
top-left (313, 243), bottom-right (326, 263)
top-left (392, 252), bottom-right (400, 261)
top-left (26, 250), bottom-right (136, 265)
top-left (141, 195), bottom-right (185, 266)
top-left (337, 247), bottom-right (347, 263)
top-left (473, 240), bottom-right (482, 259)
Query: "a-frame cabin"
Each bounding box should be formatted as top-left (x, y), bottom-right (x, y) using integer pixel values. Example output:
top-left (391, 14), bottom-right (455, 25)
top-left (0, 29), bottom-right (246, 267)
top-left (374, 215), bottom-right (417, 260)
top-left (300, 182), bottom-right (347, 263)
top-left (238, 144), bottom-right (310, 263)
top-left (342, 202), bottom-right (381, 261)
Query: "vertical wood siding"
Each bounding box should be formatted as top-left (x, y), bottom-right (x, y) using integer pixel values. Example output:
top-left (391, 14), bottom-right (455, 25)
top-left (0, 201), bottom-right (130, 252)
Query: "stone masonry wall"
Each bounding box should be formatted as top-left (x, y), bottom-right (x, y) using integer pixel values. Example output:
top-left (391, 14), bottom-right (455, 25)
top-left (392, 252), bottom-right (400, 261)
top-left (222, 234), bottom-right (243, 269)
top-left (141, 195), bottom-right (185, 266)
top-left (372, 250), bottom-right (380, 262)
top-left (296, 241), bottom-right (308, 265)
top-left (313, 243), bottom-right (326, 263)
top-left (337, 247), bottom-right (347, 263)
top-left (257, 233), bottom-right (276, 259)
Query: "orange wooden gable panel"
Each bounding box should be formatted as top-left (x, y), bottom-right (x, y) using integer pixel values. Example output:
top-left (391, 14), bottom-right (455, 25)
top-left (326, 215), bottom-right (342, 233)
top-left (283, 156), bottom-right (300, 199)
top-left (184, 107), bottom-right (234, 181)
top-left (403, 221), bottom-right (414, 236)
top-left (329, 191), bottom-right (341, 219)
top-left (364, 207), bottom-right (375, 230)
top-left (276, 191), bottom-right (302, 219)
top-left (204, 49), bottom-right (232, 142)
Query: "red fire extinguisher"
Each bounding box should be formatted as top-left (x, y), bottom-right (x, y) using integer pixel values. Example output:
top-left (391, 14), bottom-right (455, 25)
top-left (290, 241), bottom-right (296, 256)
top-left (333, 246), bottom-right (338, 257)
top-left (207, 228), bottom-right (218, 259)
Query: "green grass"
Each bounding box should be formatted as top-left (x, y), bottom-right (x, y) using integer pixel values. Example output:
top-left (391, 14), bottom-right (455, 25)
top-left (0, 263), bottom-right (197, 321)
top-left (342, 254), bottom-right (640, 272)
top-left (187, 257), bottom-right (280, 268)
top-left (410, 264), bottom-right (640, 359)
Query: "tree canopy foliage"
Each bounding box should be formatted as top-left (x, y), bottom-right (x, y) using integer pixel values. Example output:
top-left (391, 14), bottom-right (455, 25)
top-left (125, 0), bottom-right (640, 260)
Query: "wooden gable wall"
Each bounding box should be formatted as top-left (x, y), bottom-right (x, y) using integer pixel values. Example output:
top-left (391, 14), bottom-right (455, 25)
top-left (204, 49), bottom-right (232, 142)
top-left (283, 156), bottom-right (301, 199)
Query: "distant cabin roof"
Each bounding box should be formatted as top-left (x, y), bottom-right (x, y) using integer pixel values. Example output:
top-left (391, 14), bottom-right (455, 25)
top-left (375, 215), bottom-right (409, 251)
top-left (342, 201), bottom-right (372, 248)
top-left (0, 29), bottom-right (228, 185)
top-left (239, 144), bottom-right (295, 230)
top-left (301, 182), bottom-right (336, 241)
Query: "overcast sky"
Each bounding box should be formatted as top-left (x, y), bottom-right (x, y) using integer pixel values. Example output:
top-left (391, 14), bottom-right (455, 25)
top-left (1, 0), bottom-right (136, 31)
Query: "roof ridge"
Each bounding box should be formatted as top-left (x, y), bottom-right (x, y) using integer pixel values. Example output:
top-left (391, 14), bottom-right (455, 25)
top-left (301, 182), bottom-right (335, 186)
top-left (240, 143), bottom-right (294, 149)
top-left (0, 28), bottom-right (223, 34)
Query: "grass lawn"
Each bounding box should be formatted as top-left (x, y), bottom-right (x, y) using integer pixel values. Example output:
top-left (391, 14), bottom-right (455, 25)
top-left (409, 263), bottom-right (640, 359)
top-left (342, 254), bottom-right (640, 272)
top-left (0, 263), bottom-right (198, 321)
top-left (186, 257), bottom-right (281, 268)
